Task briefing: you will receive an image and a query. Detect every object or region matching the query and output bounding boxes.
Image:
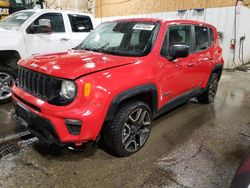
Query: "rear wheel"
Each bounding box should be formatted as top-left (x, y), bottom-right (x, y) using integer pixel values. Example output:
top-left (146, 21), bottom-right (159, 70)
top-left (103, 101), bottom-right (152, 157)
top-left (0, 66), bottom-right (16, 104)
top-left (198, 73), bottom-right (219, 104)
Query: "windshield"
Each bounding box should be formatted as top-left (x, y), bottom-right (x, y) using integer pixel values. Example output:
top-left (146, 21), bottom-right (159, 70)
top-left (78, 21), bottom-right (159, 57)
top-left (0, 11), bottom-right (35, 30)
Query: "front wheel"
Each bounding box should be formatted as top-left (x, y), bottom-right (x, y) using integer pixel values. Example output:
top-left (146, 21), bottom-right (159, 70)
top-left (103, 101), bottom-right (152, 157)
top-left (0, 66), bottom-right (16, 104)
top-left (198, 73), bottom-right (219, 104)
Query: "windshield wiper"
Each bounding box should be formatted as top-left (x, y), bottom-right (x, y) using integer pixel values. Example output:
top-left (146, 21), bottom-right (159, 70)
top-left (79, 47), bottom-right (100, 52)
top-left (79, 47), bottom-right (93, 51)
top-left (80, 47), bottom-right (113, 55)
top-left (79, 47), bottom-right (130, 56)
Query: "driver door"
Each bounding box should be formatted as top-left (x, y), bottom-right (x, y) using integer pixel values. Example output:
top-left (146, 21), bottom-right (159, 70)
top-left (24, 13), bottom-right (72, 57)
top-left (158, 24), bottom-right (194, 107)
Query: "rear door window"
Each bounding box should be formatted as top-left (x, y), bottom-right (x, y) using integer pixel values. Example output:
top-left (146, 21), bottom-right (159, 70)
top-left (68, 14), bottom-right (93, 32)
top-left (194, 26), bottom-right (209, 51)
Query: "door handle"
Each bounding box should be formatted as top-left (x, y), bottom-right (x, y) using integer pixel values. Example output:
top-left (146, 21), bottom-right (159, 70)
top-left (60, 38), bottom-right (70, 42)
top-left (203, 57), bottom-right (214, 61)
top-left (187, 63), bottom-right (195, 67)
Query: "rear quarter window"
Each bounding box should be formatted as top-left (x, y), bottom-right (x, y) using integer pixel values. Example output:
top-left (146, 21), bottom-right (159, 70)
top-left (209, 28), bottom-right (215, 44)
top-left (68, 14), bottom-right (93, 32)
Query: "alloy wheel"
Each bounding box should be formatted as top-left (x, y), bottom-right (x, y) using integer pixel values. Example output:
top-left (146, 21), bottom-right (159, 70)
top-left (122, 108), bottom-right (151, 152)
top-left (0, 72), bottom-right (15, 101)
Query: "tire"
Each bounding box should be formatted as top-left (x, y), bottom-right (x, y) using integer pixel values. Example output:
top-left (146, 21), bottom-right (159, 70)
top-left (0, 66), bottom-right (16, 104)
top-left (102, 100), bottom-right (152, 157)
top-left (198, 73), bottom-right (219, 104)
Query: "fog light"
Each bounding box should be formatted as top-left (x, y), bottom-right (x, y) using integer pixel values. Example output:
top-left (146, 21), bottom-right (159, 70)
top-left (65, 119), bottom-right (82, 135)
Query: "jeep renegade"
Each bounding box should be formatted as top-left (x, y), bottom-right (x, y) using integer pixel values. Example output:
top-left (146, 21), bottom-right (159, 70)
top-left (12, 19), bottom-right (224, 157)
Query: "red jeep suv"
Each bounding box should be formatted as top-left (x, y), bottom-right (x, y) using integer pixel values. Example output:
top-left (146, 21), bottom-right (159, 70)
top-left (12, 19), bottom-right (224, 157)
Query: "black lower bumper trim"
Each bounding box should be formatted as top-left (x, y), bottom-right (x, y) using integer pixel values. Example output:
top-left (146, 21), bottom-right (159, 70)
top-left (13, 99), bottom-right (62, 145)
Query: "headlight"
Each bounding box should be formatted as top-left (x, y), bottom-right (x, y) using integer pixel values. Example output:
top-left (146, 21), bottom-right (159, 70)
top-left (60, 80), bottom-right (76, 100)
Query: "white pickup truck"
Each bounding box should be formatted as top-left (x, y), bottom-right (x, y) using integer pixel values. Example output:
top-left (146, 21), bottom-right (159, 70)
top-left (0, 9), bottom-right (94, 104)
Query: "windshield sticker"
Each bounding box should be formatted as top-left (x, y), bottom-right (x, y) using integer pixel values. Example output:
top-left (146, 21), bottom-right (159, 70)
top-left (16, 16), bottom-right (28, 20)
top-left (133, 24), bottom-right (155, 31)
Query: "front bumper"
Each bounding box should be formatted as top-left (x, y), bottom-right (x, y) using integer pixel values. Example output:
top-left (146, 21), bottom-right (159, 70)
top-left (12, 85), bottom-right (106, 144)
top-left (13, 100), bottom-right (61, 145)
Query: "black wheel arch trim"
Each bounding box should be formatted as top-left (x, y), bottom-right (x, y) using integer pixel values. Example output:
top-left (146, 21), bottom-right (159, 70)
top-left (205, 63), bottom-right (223, 89)
top-left (105, 84), bottom-right (158, 121)
top-left (0, 50), bottom-right (21, 72)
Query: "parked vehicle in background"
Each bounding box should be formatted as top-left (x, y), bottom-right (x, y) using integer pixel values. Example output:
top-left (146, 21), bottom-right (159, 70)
top-left (0, 0), bottom-right (44, 20)
top-left (12, 19), bottom-right (224, 157)
top-left (0, 9), bottom-right (94, 103)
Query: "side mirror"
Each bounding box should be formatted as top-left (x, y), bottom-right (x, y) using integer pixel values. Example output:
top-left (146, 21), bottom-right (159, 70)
top-left (169, 44), bottom-right (189, 60)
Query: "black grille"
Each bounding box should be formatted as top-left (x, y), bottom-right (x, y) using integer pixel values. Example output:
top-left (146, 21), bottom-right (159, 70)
top-left (17, 67), bottom-right (62, 102)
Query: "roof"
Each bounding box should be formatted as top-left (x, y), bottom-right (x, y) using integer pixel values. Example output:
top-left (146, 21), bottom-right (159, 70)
top-left (112, 18), bottom-right (215, 28)
top-left (164, 19), bottom-right (215, 28)
top-left (17, 9), bottom-right (93, 17)
top-left (114, 18), bottom-right (161, 23)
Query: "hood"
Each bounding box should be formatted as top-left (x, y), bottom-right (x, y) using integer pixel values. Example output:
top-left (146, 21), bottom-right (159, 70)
top-left (0, 29), bottom-right (22, 49)
top-left (18, 50), bottom-right (139, 80)
top-left (0, 28), bottom-right (23, 52)
top-left (0, 28), bottom-right (21, 37)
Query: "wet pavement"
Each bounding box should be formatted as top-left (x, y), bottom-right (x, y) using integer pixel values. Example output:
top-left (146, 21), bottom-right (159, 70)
top-left (0, 103), bottom-right (30, 144)
top-left (0, 71), bottom-right (250, 187)
top-left (0, 103), bottom-right (17, 138)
